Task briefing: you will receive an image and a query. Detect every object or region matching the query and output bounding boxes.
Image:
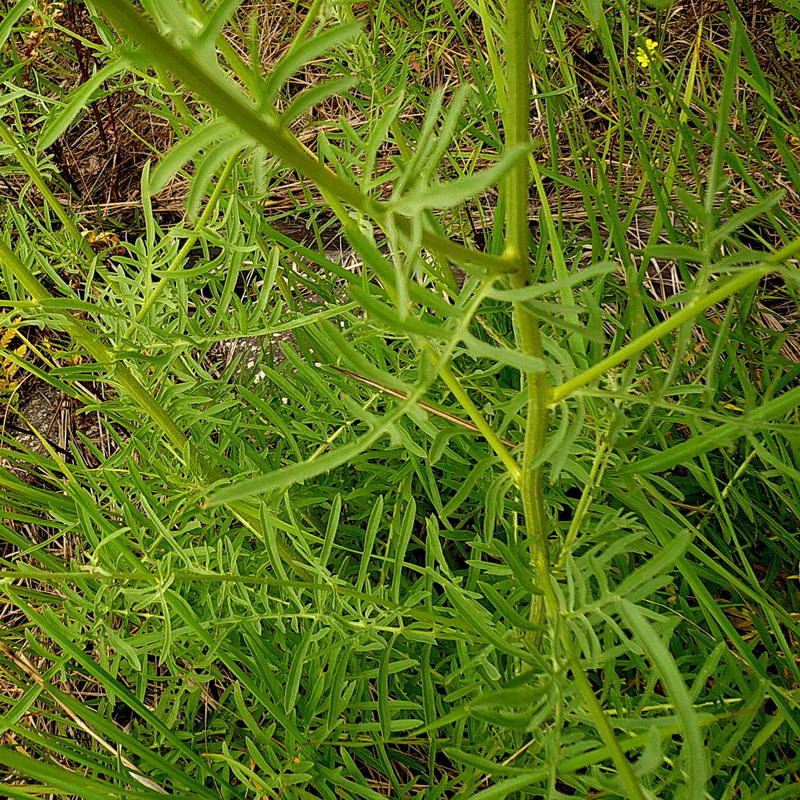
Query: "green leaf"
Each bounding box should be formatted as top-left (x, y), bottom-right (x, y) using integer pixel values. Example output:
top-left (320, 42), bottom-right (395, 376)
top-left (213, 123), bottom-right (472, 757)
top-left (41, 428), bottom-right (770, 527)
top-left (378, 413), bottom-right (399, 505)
top-left (342, 222), bottom-right (454, 315)
top-left (478, 580), bottom-right (543, 629)
top-left (356, 495), bottom-right (383, 591)
top-left (622, 385), bottom-right (800, 474)
top-left (208, 433), bottom-right (385, 504)
top-left (186, 135), bottom-right (248, 220)
top-left (520, 299), bottom-right (605, 342)
top-left (195, 0), bottom-right (245, 53)
top-left (442, 582), bottom-right (535, 663)
top-left (312, 319), bottom-right (411, 395)
top-left (486, 261), bottom-right (616, 302)
top-left (643, 244), bottom-right (707, 263)
top-left (284, 627), bottom-right (313, 713)
top-left (350, 285), bottom-right (449, 340)
top-left (469, 773), bottom-right (547, 800)
top-left (710, 191), bottom-right (785, 246)
top-left (618, 600), bottom-right (708, 798)
top-left (378, 634), bottom-right (394, 739)
top-left (0, 0), bottom-right (32, 51)
top-left (470, 684), bottom-right (547, 709)
top-left (391, 144), bottom-right (528, 213)
top-left (148, 119), bottom-right (236, 193)
top-left (615, 531), bottom-right (691, 599)
top-left (0, 747), bottom-right (174, 800)
top-left (462, 333), bottom-right (547, 373)
top-left (493, 540), bottom-right (544, 596)
top-left (38, 58), bottom-right (126, 151)
top-left (282, 76), bottom-right (358, 125)
top-left (444, 747), bottom-right (531, 776)
top-left (394, 89), bottom-right (445, 196)
top-left (415, 84), bottom-right (473, 186)
top-left (581, 0), bottom-right (603, 26)
top-left (260, 23), bottom-right (361, 105)
top-left (633, 726), bottom-right (664, 777)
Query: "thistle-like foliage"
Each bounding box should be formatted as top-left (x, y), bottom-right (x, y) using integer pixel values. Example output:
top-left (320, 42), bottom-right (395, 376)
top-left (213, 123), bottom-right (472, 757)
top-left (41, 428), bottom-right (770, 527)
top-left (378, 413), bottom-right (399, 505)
top-left (0, 0), bottom-right (799, 797)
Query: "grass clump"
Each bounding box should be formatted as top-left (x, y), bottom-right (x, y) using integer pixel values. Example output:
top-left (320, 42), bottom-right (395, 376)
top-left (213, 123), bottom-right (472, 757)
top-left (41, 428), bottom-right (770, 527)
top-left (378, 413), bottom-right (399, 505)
top-left (0, 0), bottom-right (799, 797)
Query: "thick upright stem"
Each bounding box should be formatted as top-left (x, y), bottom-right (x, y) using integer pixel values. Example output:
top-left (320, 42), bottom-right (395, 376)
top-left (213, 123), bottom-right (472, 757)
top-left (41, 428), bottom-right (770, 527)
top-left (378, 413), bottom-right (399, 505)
top-left (504, 0), bottom-right (553, 625)
top-left (504, 0), bottom-right (531, 267)
top-left (514, 312), bottom-right (551, 628)
top-left (500, 14), bottom-right (646, 793)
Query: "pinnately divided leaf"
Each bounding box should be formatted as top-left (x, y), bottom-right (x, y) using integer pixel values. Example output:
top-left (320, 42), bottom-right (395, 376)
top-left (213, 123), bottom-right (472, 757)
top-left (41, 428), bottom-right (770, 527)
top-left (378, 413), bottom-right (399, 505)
top-left (390, 144), bottom-right (529, 213)
top-left (1, 0), bottom-right (799, 797)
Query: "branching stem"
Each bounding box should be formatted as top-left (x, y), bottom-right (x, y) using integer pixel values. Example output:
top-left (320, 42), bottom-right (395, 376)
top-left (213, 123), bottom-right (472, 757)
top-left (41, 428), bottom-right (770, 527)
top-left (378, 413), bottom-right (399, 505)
top-left (504, 0), bottom-right (553, 630)
top-left (503, 5), bottom-right (643, 796)
top-left (92, 0), bottom-right (519, 277)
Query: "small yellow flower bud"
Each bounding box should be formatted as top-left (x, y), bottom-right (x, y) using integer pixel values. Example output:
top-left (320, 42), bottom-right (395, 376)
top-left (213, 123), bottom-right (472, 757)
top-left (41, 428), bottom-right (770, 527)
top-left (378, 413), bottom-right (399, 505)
top-left (635, 38), bottom-right (659, 68)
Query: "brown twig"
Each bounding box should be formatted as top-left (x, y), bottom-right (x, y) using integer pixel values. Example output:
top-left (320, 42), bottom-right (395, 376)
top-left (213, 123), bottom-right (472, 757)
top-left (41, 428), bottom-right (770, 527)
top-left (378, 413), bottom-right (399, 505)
top-left (330, 365), bottom-right (517, 447)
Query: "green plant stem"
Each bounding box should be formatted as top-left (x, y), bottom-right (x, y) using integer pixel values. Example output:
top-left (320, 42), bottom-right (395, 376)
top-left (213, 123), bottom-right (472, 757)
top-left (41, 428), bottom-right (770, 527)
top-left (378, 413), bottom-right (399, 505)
top-left (128, 153), bottom-right (238, 331)
top-left (436, 360), bottom-right (521, 483)
top-left (558, 437), bottom-right (609, 564)
top-left (550, 243), bottom-right (800, 405)
top-left (502, 7), bottom-right (642, 792)
top-left (0, 121), bottom-right (94, 262)
top-left (91, 0), bottom-right (517, 276)
top-left (503, 0), bottom-right (553, 630)
top-left (564, 641), bottom-right (647, 800)
top-left (0, 238), bottom-right (202, 468)
top-left (503, 0), bottom-right (529, 268)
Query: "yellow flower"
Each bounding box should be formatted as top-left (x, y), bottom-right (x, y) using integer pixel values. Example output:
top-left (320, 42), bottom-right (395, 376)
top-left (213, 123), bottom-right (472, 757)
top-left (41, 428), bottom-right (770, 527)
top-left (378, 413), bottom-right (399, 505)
top-left (635, 38), bottom-right (659, 68)
top-left (0, 321), bottom-right (26, 393)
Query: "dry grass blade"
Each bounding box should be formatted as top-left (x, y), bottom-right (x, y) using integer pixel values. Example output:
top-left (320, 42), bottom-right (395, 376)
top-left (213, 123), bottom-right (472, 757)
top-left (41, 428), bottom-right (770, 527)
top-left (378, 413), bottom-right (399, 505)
top-left (330, 365), bottom-right (517, 447)
top-left (0, 641), bottom-right (167, 794)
